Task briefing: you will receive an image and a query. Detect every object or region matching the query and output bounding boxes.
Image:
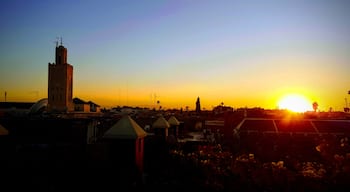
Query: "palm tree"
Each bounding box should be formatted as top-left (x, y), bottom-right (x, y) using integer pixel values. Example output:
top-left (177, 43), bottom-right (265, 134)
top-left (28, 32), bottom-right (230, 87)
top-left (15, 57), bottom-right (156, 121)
top-left (312, 102), bottom-right (318, 112)
top-left (156, 100), bottom-right (161, 110)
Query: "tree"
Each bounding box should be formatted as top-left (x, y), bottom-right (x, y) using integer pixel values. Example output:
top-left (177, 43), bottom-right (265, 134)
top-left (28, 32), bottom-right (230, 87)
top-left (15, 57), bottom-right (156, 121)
top-left (312, 102), bottom-right (318, 112)
top-left (157, 100), bottom-right (161, 110)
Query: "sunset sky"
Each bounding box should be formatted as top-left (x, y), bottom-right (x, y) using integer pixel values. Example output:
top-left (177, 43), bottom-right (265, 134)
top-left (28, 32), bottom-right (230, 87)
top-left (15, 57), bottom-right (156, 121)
top-left (1, 0), bottom-right (350, 111)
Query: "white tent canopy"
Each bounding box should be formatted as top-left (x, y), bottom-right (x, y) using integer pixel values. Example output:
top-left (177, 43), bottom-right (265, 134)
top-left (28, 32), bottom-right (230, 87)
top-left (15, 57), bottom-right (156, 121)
top-left (152, 116), bottom-right (170, 129)
top-left (103, 115), bottom-right (147, 139)
top-left (168, 116), bottom-right (180, 126)
top-left (0, 124), bottom-right (8, 136)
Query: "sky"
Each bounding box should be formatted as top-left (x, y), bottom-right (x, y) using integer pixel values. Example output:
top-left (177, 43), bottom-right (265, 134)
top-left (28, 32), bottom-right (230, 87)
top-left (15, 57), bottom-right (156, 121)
top-left (1, 0), bottom-right (350, 111)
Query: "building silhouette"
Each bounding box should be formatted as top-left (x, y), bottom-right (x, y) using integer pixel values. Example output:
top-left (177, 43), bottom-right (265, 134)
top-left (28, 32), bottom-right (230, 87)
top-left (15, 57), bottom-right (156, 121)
top-left (47, 42), bottom-right (73, 112)
top-left (196, 96), bottom-right (201, 114)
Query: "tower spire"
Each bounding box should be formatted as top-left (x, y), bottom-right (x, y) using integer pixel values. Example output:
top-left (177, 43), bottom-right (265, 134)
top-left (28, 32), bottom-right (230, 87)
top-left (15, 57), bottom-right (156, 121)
top-left (55, 37), bottom-right (59, 47)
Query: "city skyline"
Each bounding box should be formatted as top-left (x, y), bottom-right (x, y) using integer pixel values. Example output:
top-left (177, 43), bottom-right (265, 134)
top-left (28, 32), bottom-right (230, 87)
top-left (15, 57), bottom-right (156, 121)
top-left (1, 0), bottom-right (350, 111)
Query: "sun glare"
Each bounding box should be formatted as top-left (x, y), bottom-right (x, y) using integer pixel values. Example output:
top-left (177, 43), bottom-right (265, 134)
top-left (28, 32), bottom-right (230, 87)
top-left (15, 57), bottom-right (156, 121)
top-left (278, 94), bottom-right (312, 113)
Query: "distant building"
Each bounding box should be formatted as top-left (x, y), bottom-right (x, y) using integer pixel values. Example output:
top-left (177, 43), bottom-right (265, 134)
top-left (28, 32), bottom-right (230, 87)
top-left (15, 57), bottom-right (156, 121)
top-left (73, 98), bottom-right (90, 112)
top-left (88, 101), bottom-right (101, 113)
top-left (73, 97), bottom-right (101, 113)
top-left (213, 104), bottom-right (234, 114)
top-left (47, 43), bottom-right (74, 112)
top-left (196, 97), bottom-right (201, 114)
top-left (0, 102), bottom-right (35, 117)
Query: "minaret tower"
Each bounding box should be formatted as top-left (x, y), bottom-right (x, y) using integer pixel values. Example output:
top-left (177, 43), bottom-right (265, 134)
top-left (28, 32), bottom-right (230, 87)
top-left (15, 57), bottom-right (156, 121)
top-left (55, 38), bottom-right (67, 65)
top-left (47, 38), bottom-right (74, 112)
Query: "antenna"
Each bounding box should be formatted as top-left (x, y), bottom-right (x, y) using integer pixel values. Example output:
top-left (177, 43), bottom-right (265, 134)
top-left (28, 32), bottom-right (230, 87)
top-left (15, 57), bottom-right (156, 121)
top-left (118, 88), bottom-right (121, 106)
top-left (154, 93), bottom-right (158, 105)
top-left (60, 37), bottom-right (63, 46)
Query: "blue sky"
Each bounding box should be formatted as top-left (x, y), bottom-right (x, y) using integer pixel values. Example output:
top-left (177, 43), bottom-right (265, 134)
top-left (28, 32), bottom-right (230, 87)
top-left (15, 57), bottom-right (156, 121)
top-left (1, 0), bottom-right (350, 110)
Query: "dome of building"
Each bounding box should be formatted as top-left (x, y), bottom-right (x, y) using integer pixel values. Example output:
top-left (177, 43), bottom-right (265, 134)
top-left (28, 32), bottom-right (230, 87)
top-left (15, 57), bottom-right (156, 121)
top-left (28, 98), bottom-right (48, 114)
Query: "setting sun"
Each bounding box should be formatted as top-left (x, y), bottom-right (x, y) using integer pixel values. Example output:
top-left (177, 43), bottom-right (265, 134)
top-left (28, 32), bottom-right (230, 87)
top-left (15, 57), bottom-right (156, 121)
top-left (278, 94), bottom-right (313, 113)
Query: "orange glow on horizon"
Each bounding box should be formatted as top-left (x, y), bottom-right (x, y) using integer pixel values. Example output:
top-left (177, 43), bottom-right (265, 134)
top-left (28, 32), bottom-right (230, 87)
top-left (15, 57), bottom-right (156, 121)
top-left (3, 85), bottom-right (341, 112)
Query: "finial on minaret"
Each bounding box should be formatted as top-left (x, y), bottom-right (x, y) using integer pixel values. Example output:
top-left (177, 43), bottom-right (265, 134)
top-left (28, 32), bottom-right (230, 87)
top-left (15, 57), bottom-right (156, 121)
top-left (60, 37), bottom-right (63, 46)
